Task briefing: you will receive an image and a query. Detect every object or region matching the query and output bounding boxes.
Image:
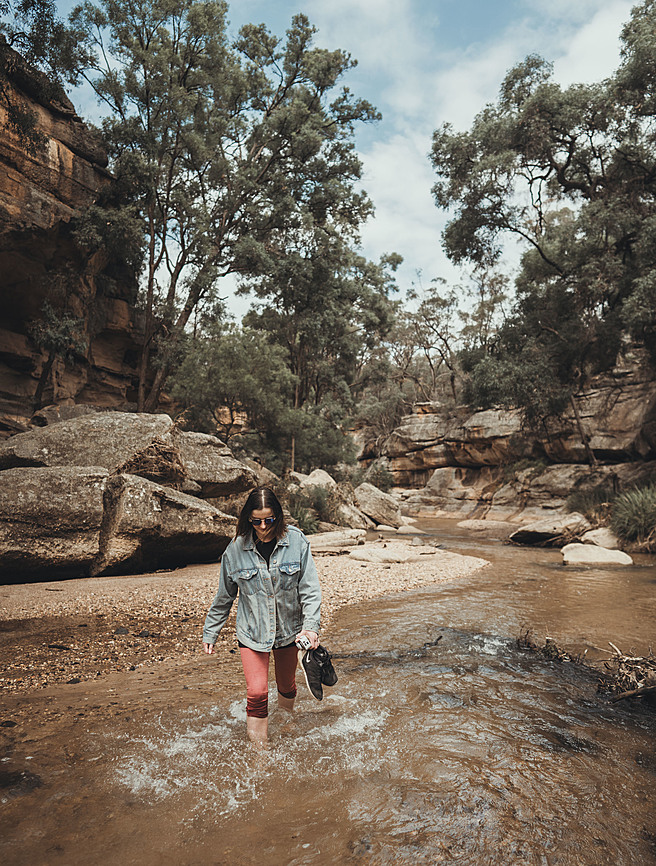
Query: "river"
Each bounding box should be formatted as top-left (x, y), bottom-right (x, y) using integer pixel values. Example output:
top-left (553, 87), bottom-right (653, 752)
top-left (1, 520), bottom-right (655, 865)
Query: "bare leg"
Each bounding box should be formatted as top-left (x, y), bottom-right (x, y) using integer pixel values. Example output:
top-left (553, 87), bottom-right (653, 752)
top-left (246, 715), bottom-right (268, 748)
top-left (277, 693), bottom-right (295, 713)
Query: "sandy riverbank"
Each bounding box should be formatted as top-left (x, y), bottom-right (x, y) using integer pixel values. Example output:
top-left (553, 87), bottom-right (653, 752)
top-left (0, 541), bottom-right (489, 694)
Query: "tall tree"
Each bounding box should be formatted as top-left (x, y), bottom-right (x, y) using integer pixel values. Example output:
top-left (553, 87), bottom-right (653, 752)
top-left (242, 240), bottom-right (397, 470)
top-left (71, 0), bottom-right (379, 411)
top-left (430, 0), bottom-right (656, 442)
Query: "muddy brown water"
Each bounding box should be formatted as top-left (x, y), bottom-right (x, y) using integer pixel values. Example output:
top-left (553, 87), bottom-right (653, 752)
top-left (1, 519), bottom-right (655, 865)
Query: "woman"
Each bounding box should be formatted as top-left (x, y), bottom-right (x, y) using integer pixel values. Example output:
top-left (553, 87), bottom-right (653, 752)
top-left (203, 486), bottom-right (321, 747)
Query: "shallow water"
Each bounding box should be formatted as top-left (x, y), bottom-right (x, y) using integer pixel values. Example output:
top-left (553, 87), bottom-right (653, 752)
top-left (1, 520), bottom-right (655, 865)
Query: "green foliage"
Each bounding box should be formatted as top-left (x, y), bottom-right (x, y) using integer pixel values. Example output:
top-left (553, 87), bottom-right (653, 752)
top-left (566, 483), bottom-right (618, 523)
top-left (287, 500), bottom-right (318, 535)
top-left (501, 458), bottom-right (548, 483)
top-left (27, 301), bottom-right (87, 361)
top-left (168, 323), bottom-right (296, 441)
top-left (610, 484), bottom-right (656, 546)
top-left (70, 0), bottom-right (381, 412)
top-left (430, 1), bottom-right (656, 427)
top-left (350, 461), bottom-right (395, 492)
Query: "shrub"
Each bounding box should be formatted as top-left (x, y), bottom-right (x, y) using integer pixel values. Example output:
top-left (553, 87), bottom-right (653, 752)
top-left (288, 501), bottom-right (318, 535)
top-left (610, 484), bottom-right (656, 547)
top-left (350, 462), bottom-right (395, 492)
top-left (566, 483), bottom-right (618, 522)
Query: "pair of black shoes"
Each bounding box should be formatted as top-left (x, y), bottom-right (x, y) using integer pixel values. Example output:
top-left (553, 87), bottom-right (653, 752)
top-left (299, 645), bottom-right (338, 701)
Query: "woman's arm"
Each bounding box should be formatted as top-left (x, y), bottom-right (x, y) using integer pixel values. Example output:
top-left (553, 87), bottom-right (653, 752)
top-left (202, 552), bottom-right (238, 651)
top-left (296, 537), bottom-right (321, 647)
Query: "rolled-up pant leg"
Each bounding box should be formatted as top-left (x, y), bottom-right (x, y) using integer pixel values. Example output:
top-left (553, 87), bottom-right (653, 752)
top-left (239, 647), bottom-right (270, 718)
top-left (240, 644), bottom-right (298, 717)
top-left (272, 644), bottom-right (298, 701)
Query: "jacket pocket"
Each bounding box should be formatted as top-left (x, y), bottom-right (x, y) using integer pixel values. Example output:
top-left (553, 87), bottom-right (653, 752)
top-left (234, 567), bottom-right (261, 596)
top-left (278, 561), bottom-right (300, 590)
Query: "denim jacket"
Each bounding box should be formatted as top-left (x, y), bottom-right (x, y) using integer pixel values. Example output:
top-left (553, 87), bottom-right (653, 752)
top-left (202, 525), bottom-right (321, 652)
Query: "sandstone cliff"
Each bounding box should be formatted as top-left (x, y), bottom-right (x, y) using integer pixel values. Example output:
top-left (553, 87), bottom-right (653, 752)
top-left (0, 43), bottom-right (142, 436)
top-left (377, 347), bottom-right (656, 520)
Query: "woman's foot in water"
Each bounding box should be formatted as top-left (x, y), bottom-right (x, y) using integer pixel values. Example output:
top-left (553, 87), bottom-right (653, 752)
top-left (246, 715), bottom-right (269, 749)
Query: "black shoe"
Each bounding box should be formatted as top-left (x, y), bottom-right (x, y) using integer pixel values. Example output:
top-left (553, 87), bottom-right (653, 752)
top-left (315, 645), bottom-right (338, 687)
top-left (299, 645), bottom-right (338, 701)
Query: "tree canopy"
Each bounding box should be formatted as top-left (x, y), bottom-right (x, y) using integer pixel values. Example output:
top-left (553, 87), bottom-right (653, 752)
top-left (430, 0), bottom-right (656, 427)
top-left (70, 0), bottom-right (381, 414)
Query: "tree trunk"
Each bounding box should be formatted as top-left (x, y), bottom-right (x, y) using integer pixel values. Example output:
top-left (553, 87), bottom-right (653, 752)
top-left (33, 350), bottom-right (56, 412)
top-left (569, 394), bottom-right (598, 466)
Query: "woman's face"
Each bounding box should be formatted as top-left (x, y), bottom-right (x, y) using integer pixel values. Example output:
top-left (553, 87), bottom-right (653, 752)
top-left (250, 507), bottom-right (276, 542)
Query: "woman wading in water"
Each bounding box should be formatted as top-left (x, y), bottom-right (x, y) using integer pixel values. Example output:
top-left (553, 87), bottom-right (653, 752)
top-left (203, 486), bottom-right (321, 747)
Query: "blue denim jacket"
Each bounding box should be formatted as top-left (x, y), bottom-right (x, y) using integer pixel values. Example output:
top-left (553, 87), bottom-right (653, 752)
top-left (202, 525), bottom-right (321, 652)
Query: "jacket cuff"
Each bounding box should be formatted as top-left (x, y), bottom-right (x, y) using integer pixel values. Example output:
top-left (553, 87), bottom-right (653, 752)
top-left (302, 620), bottom-right (320, 634)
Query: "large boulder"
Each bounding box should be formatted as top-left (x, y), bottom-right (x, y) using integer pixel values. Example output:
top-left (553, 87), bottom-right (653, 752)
top-left (308, 529), bottom-right (366, 552)
top-left (0, 466), bottom-right (107, 579)
top-left (0, 412), bottom-right (256, 497)
top-left (354, 482), bottom-right (402, 527)
top-left (93, 474), bottom-right (235, 575)
top-left (509, 513), bottom-right (591, 546)
top-left (0, 412), bottom-right (172, 471)
top-left (300, 469), bottom-right (338, 491)
top-left (561, 543), bottom-right (633, 566)
top-left (580, 527), bottom-right (620, 549)
top-left (0, 465), bottom-right (236, 580)
top-left (173, 430), bottom-right (256, 497)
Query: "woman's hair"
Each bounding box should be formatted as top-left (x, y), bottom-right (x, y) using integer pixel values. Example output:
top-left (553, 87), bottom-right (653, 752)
top-left (235, 486), bottom-right (287, 540)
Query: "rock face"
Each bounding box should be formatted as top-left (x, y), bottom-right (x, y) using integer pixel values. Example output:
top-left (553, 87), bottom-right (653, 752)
top-left (380, 348), bottom-right (656, 494)
top-left (0, 42), bottom-right (143, 436)
top-left (354, 482), bottom-right (402, 528)
top-left (0, 412), bottom-right (257, 580)
top-left (0, 466), bottom-right (236, 580)
top-left (380, 347), bottom-right (656, 526)
top-left (0, 411), bottom-right (257, 495)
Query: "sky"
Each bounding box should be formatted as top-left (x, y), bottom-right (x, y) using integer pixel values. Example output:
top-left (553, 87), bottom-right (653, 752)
top-left (59, 0), bottom-right (637, 316)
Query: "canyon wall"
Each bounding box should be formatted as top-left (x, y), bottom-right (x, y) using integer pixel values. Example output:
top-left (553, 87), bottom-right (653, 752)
top-left (0, 42), bottom-right (142, 437)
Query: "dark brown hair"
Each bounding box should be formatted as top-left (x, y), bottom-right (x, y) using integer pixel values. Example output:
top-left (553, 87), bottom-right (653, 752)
top-left (235, 486), bottom-right (287, 540)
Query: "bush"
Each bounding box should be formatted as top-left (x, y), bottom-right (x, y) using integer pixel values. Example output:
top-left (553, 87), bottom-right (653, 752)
top-left (610, 484), bottom-right (656, 547)
top-left (288, 501), bottom-right (318, 535)
top-left (566, 483), bottom-right (618, 522)
top-left (350, 462), bottom-right (395, 492)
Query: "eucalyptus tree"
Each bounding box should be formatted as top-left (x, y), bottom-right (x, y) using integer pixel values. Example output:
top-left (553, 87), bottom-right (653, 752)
top-left (430, 0), bottom-right (656, 449)
top-left (71, 0), bottom-right (379, 411)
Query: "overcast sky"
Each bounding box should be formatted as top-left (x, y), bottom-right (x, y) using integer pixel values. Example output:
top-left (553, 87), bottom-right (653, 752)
top-left (60, 0), bottom-right (636, 315)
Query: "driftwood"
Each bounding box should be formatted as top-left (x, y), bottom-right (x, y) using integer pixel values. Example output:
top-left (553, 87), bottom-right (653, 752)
top-left (599, 641), bottom-right (656, 704)
top-left (516, 629), bottom-right (588, 663)
top-left (517, 630), bottom-right (656, 709)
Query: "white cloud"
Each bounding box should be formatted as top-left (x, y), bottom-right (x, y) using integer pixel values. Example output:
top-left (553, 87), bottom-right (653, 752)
top-left (552, 1), bottom-right (634, 85)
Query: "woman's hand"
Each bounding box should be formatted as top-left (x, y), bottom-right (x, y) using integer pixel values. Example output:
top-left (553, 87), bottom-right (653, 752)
top-left (203, 642), bottom-right (215, 654)
top-left (296, 629), bottom-right (319, 649)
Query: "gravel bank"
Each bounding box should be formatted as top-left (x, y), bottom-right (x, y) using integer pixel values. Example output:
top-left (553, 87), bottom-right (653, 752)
top-left (0, 543), bottom-right (488, 693)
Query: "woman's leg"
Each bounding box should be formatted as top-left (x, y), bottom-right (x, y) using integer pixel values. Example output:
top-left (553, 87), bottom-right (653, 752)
top-left (239, 646), bottom-right (270, 746)
top-left (273, 644), bottom-right (298, 713)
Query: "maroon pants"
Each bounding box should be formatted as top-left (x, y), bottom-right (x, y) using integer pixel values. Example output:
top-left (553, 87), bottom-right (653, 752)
top-left (239, 643), bottom-right (298, 718)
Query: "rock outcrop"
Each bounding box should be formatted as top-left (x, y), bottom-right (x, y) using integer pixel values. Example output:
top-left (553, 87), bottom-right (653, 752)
top-left (561, 543), bottom-right (633, 566)
top-left (0, 411), bottom-right (257, 495)
top-left (354, 482), bottom-right (402, 528)
top-left (0, 412), bottom-right (257, 580)
top-left (381, 347), bottom-right (656, 492)
top-left (0, 42), bottom-right (143, 435)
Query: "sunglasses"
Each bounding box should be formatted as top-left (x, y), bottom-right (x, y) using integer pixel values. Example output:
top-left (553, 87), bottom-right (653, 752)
top-left (249, 516), bottom-right (276, 526)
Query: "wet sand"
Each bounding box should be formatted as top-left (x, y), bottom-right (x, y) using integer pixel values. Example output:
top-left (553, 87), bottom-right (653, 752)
top-left (0, 541), bottom-right (489, 694)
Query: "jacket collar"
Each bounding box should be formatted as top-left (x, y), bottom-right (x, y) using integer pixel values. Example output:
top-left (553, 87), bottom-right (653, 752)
top-left (242, 529), bottom-right (290, 551)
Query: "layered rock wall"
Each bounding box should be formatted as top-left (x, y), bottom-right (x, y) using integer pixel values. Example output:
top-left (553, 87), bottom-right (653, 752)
top-left (379, 348), bottom-right (656, 520)
top-left (0, 43), bottom-right (142, 435)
